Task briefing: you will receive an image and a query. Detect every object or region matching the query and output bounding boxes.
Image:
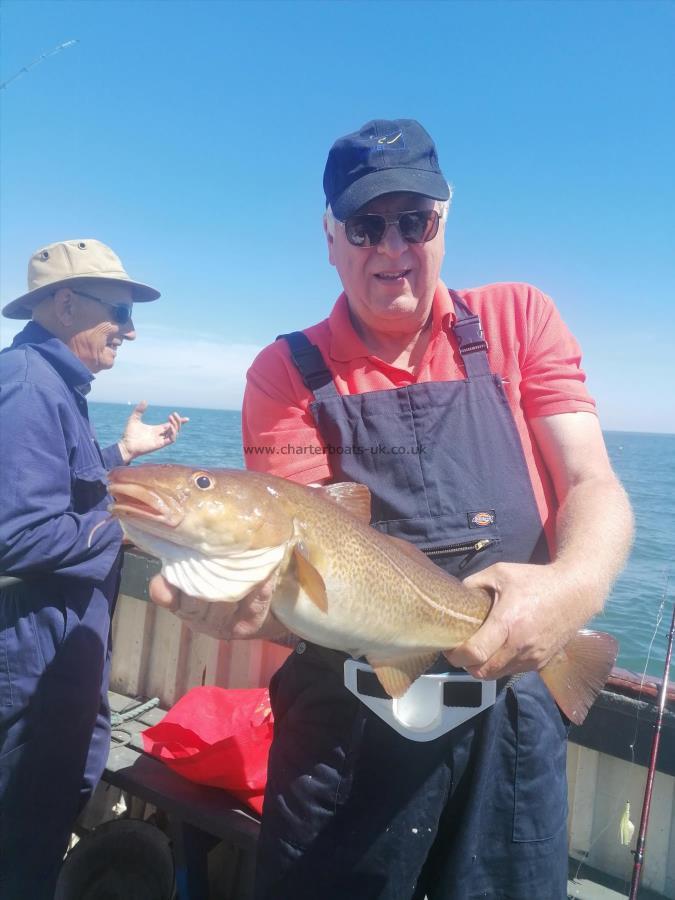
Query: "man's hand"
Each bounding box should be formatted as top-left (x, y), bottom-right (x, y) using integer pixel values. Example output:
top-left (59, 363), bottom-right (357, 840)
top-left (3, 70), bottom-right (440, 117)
top-left (445, 561), bottom-right (586, 680)
top-left (447, 413), bottom-right (633, 682)
top-left (149, 569), bottom-right (289, 642)
top-left (118, 400), bottom-right (189, 463)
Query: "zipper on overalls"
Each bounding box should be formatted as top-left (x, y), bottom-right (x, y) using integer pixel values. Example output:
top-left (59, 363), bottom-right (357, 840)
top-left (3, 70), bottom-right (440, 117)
top-left (421, 538), bottom-right (492, 570)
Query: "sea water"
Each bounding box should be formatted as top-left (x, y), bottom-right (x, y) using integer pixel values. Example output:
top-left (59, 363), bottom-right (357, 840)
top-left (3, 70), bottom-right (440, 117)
top-left (91, 402), bottom-right (675, 678)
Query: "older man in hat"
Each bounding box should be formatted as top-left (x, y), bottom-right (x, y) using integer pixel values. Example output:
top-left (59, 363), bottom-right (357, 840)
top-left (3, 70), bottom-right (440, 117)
top-left (0, 239), bottom-right (186, 899)
top-left (151, 120), bottom-right (633, 899)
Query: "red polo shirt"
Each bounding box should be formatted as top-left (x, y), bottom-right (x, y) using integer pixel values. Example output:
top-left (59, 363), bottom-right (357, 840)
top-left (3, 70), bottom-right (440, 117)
top-left (242, 282), bottom-right (596, 548)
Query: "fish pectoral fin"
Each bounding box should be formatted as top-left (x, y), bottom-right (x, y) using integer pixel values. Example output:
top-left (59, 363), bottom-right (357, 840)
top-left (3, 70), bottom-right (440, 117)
top-left (293, 546), bottom-right (328, 613)
top-left (540, 629), bottom-right (619, 725)
top-left (365, 651), bottom-right (439, 699)
top-left (317, 482), bottom-right (372, 522)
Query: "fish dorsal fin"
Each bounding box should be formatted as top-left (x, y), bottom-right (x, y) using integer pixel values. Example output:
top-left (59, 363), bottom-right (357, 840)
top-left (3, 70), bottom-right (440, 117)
top-left (293, 545), bottom-right (328, 613)
top-left (315, 482), bottom-right (372, 523)
top-left (365, 651), bottom-right (439, 699)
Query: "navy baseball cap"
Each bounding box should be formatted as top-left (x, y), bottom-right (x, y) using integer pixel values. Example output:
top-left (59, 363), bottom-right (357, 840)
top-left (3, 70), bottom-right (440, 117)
top-left (323, 119), bottom-right (450, 221)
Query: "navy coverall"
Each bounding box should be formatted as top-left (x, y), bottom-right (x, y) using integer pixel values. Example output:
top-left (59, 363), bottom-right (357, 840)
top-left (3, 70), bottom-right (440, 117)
top-left (255, 296), bottom-right (569, 900)
top-left (0, 322), bottom-right (124, 899)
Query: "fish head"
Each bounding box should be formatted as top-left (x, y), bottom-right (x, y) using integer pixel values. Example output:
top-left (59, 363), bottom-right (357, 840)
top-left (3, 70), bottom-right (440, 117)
top-left (108, 464), bottom-right (293, 556)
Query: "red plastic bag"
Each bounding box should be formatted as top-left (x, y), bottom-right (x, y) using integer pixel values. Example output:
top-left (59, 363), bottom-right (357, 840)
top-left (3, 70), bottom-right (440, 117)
top-left (142, 686), bottom-right (273, 815)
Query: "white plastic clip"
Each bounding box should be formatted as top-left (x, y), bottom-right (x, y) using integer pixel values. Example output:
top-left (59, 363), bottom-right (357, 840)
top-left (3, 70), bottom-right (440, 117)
top-left (344, 659), bottom-right (496, 742)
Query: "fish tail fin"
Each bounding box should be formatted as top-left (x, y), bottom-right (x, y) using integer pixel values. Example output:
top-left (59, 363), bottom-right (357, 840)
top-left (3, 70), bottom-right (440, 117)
top-left (540, 629), bottom-right (618, 726)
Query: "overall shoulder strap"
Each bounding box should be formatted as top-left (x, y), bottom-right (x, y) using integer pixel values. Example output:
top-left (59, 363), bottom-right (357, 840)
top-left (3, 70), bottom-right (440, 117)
top-left (277, 332), bottom-right (338, 398)
top-left (448, 290), bottom-right (491, 378)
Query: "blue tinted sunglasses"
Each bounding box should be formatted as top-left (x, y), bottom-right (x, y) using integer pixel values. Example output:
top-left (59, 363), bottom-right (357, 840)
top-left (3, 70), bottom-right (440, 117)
top-left (73, 289), bottom-right (133, 324)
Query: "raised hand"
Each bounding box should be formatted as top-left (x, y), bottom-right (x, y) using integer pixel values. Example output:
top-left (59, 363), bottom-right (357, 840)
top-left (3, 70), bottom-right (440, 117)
top-left (118, 400), bottom-right (189, 462)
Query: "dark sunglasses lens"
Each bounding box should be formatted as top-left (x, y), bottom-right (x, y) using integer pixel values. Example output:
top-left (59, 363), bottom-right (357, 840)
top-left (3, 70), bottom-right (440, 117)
top-left (399, 210), bottom-right (439, 243)
top-left (345, 215), bottom-right (387, 248)
top-left (112, 306), bottom-right (131, 324)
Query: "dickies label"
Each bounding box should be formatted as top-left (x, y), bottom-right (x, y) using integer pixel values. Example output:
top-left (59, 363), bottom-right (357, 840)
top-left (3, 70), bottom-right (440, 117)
top-left (468, 510), bottom-right (496, 528)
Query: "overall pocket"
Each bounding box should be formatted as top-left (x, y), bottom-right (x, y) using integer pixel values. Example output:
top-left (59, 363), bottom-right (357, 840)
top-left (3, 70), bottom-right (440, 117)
top-left (0, 581), bottom-right (68, 710)
top-left (419, 528), bottom-right (502, 578)
top-left (511, 673), bottom-right (568, 842)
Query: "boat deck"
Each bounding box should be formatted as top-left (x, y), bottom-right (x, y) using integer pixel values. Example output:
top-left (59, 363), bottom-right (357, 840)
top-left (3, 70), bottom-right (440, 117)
top-left (567, 861), bottom-right (668, 899)
top-left (97, 689), bottom-right (671, 900)
top-left (101, 691), bottom-right (260, 899)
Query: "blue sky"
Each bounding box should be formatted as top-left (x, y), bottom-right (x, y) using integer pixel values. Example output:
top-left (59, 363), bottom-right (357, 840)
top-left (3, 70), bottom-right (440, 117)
top-left (1, 0), bottom-right (673, 432)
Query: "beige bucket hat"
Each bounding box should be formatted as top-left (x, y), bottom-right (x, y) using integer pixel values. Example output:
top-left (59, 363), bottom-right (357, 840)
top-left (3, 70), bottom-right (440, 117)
top-left (2, 238), bottom-right (161, 319)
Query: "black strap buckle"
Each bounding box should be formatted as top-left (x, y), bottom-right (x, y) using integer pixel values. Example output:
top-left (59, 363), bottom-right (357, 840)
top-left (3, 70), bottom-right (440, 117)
top-left (277, 332), bottom-right (333, 392)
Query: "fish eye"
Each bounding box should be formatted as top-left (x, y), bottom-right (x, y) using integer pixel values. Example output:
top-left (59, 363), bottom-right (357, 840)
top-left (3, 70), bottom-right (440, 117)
top-left (193, 473), bottom-right (213, 490)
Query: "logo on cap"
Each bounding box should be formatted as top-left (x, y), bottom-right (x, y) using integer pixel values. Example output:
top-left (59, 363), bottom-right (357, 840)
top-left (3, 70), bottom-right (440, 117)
top-left (373, 129), bottom-right (405, 150)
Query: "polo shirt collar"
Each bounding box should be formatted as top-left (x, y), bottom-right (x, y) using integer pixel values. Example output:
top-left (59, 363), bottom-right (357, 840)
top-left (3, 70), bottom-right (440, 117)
top-left (10, 320), bottom-right (94, 392)
top-left (329, 281), bottom-right (456, 363)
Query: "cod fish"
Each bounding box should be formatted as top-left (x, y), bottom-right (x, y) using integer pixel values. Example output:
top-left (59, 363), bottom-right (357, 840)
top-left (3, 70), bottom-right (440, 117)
top-left (108, 464), bottom-right (618, 725)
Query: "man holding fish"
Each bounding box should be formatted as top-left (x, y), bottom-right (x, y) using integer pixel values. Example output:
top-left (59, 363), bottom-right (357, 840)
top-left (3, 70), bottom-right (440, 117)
top-left (147, 121), bottom-right (633, 899)
top-left (0, 239), bottom-right (187, 899)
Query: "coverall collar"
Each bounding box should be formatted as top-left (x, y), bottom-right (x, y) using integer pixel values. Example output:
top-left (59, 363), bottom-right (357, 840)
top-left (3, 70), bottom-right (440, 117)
top-left (10, 320), bottom-right (95, 394)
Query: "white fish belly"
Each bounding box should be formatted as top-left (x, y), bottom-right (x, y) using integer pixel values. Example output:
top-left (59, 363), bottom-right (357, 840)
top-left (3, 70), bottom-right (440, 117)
top-left (271, 575), bottom-right (442, 658)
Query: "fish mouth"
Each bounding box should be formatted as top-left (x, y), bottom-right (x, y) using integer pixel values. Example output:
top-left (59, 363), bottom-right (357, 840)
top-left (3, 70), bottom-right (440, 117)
top-left (108, 481), bottom-right (184, 527)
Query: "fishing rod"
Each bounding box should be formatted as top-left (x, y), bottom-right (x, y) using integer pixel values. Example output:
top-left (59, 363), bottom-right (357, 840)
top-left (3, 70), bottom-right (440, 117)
top-left (0, 40), bottom-right (78, 91)
top-left (628, 596), bottom-right (675, 900)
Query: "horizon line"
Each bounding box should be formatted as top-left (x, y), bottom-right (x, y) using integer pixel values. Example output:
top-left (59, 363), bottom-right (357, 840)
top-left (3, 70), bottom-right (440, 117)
top-left (87, 400), bottom-right (675, 437)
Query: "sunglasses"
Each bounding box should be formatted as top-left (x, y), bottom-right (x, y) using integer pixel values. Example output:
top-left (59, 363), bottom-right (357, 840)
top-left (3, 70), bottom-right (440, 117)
top-left (341, 209), bottom-right (441, 248)
top-left (73, 290), bottom-right (133, 324)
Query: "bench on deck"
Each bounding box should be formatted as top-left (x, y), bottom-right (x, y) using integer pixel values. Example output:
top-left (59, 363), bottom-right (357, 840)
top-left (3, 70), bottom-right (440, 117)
top-left (101, 691), bottom-right (261, 900)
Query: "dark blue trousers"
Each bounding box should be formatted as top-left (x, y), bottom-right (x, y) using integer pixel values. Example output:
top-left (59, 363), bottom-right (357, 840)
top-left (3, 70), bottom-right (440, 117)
top-left (255, 646), bottom-right (569, 900)
top-left (0, 577), bottom-right (116, 900)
